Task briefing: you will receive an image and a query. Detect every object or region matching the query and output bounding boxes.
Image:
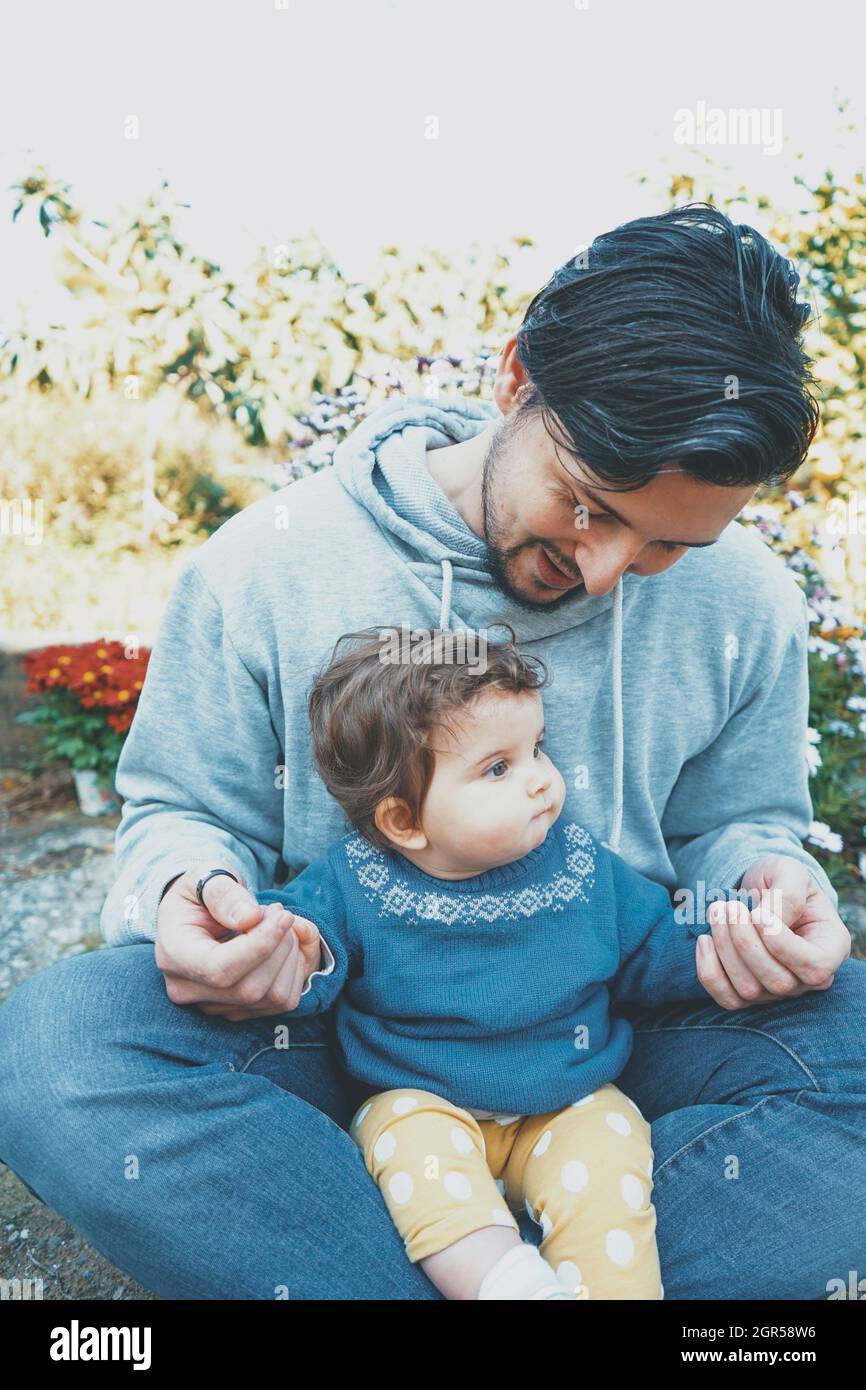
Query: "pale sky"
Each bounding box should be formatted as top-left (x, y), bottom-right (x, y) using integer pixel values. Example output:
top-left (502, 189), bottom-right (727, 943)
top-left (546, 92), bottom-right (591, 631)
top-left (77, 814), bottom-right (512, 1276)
top-left (1, 0), bottom-right (864, 315)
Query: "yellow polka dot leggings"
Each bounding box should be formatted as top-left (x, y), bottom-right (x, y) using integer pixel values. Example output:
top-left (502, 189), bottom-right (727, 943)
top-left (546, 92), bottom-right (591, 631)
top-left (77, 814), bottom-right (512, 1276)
top-left (350, 1082), bottom-right (663, 1299)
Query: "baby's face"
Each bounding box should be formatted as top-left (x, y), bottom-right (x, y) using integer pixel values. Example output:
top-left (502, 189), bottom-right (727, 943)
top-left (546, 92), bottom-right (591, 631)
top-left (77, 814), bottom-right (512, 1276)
top-left (418, 689), bottom-right (566, 874)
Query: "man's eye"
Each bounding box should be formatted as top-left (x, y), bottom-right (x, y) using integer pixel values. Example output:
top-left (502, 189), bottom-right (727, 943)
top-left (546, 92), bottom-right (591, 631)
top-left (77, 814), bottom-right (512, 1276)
top-left (485, 760), bottom-right (508, 778)
top-left (573, 487), bottom-right (684, 555)
top-left (571, 495), bottom-right (603, 523)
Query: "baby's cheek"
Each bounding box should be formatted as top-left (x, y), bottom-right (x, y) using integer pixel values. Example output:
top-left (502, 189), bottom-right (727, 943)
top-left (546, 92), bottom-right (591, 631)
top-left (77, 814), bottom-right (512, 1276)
top-left (466, 789), bottom-right (512, 842)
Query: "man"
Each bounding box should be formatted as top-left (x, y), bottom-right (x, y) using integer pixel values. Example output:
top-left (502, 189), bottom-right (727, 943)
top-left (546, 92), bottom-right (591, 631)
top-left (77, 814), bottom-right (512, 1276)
top-left (0, 204), bottom-right (859, 1301)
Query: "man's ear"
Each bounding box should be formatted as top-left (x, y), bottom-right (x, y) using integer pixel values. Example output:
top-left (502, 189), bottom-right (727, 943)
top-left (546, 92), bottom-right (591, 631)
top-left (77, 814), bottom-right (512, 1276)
top-left (494, 333), bottom-right (531, 416)
top-left (374, 796), bottom-right (428, 851)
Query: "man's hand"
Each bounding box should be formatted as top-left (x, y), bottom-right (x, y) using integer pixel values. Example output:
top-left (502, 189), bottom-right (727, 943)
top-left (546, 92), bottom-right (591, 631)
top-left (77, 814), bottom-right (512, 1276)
top-left (695, 855), bottom-right (852, 1011)
top-left (155, 869), bottom-right (323, 1022)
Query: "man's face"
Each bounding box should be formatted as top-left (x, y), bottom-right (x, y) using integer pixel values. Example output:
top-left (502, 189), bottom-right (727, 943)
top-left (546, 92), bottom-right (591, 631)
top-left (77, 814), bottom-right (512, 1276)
top-left (480, 403), bottom-right (757, 610)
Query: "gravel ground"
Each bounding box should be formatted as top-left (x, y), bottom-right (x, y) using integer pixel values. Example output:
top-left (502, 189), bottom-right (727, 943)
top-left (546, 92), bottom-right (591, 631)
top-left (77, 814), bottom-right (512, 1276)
top-left (0, 772), bottom-right (158, 1300)
top-left (1, 766), bottom-right (864, 1301)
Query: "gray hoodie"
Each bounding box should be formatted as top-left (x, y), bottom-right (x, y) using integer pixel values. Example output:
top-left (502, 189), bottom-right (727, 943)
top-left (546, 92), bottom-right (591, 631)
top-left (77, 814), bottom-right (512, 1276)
top-left (101, 392), bottom-right (835, 947)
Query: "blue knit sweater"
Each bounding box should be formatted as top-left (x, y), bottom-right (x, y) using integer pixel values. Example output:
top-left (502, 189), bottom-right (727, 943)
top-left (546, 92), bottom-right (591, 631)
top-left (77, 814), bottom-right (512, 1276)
top-left (260, 817), bottom-right (713, 1116)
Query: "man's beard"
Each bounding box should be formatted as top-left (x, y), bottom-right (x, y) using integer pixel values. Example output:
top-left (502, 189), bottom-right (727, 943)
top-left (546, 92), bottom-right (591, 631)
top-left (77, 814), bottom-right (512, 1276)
top-left (480, 417), bottom-right (584, 613)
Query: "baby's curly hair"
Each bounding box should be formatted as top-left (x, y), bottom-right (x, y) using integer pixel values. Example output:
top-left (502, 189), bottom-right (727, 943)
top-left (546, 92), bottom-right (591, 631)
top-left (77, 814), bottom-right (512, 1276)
top-left (307, 624), bottom-right (549, 853)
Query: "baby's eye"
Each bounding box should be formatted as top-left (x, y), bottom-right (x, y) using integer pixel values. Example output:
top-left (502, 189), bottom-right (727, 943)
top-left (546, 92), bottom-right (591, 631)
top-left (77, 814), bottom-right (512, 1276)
top-left (484, 759), bottom-right (508, 779)
top-left (533, 740), bottom-right (544, 758)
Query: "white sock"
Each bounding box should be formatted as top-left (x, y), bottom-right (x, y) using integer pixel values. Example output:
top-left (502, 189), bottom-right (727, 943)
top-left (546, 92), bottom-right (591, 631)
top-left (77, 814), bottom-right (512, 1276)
top-left (476, 1243), bottom-right (576, 1300)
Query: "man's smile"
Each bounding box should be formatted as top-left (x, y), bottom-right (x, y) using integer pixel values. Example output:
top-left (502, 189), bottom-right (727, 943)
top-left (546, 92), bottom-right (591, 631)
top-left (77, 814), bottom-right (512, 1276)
top-left (535, 544), bottom-right (584, 591)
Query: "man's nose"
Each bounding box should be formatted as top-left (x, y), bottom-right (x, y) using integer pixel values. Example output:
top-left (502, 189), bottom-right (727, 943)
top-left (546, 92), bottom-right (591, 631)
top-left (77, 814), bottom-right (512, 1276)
top-left (574, 535), bottom-right (648, 596)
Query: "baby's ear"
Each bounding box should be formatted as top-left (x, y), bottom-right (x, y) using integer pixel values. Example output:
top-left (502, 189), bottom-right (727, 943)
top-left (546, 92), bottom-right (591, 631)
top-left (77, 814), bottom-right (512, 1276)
top-left (373, 796), bottom-right (428, 851)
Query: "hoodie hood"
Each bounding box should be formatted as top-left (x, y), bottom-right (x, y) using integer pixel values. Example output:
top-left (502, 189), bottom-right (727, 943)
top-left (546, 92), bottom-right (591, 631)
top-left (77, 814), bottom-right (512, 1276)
top-left (332, 392), bottom-right (625, 854)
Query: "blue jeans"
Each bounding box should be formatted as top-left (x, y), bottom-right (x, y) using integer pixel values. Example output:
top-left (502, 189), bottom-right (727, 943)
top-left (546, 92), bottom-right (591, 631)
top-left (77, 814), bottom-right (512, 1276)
top-left (0, 943), bottom-right (864, 1300)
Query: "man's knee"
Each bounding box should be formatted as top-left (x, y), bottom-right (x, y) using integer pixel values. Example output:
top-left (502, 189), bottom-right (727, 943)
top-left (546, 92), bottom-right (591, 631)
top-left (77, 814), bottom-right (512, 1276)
top-left (823, 954), bottom-right (866, 1013)
top-left (798, 954), bottom-right (866, 1042)
top-left (0, 945), bottom-right (161, 1101)
top-left (814, 955), bottom-right (866, 1086)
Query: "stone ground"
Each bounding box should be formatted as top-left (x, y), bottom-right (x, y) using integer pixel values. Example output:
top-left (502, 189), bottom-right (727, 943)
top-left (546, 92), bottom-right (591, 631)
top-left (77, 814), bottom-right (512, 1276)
top-left (1, 763), bottom-right (865, 1301)
top-left (0, 766), bottom-right (159, 1300)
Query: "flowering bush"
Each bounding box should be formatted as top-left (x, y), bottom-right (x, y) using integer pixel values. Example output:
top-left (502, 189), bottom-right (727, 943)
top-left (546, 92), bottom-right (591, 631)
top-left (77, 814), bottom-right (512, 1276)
top-left (740, 503), bottom-right (866, 890)
top-left (18, 640), bottom-right (150, 785)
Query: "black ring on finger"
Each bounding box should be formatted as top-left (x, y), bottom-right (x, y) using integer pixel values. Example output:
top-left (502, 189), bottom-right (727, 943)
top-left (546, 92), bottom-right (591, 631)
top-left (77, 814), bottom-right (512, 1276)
top-left (195, 868), bottom-right (240, 909)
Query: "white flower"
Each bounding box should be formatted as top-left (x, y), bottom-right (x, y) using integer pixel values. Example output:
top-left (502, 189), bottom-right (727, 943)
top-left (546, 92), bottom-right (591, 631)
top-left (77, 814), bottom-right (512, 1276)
top-left (805, 727), bottom-right (822, 774)
top-left (848, 638), bottom-right (866, 679)
top-left (808, 636), bottom-right (841, 659)
top-left (845, 697), bottom-right (866, 737)
top-left (807, 821), bottom-right (844, 854)
top-left (825, 719), bottom-right (856, 738)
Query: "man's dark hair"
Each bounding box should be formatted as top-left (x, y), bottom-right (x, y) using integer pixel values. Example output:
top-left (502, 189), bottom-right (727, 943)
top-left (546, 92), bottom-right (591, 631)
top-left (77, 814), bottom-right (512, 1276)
top-left (514, 202), bottom-right (821, 490)
top-left (307, 624), bottom-right (549, 853)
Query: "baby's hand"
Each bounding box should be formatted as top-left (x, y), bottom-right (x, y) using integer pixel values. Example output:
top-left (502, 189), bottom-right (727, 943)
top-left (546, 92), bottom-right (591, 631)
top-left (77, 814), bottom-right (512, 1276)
top-left (251, 903), bottom-right (321, 981)
top-left (190, 902), bottom-right (320, 1021)
top-left (288, 912), bottom-right (323, 982)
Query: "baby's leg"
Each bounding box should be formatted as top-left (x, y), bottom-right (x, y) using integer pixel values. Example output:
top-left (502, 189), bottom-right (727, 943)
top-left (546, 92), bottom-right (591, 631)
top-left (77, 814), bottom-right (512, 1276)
top-left (504, 1083), bottom-right (663, 1300)
top-left (350, 1089), bottom-right (562, 1300)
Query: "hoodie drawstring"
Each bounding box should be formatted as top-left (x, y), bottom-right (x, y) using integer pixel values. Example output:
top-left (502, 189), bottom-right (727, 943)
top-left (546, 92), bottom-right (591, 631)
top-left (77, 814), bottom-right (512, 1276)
top-left (438, 558), bottom-right (453, 631)
top-left (438, 560), bottom-right (624, 858)
top-left (600, 573), bottom-right (624, 855)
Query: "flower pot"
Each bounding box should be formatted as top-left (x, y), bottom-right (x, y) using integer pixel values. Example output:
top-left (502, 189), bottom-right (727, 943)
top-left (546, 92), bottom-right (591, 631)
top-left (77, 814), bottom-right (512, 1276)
top-left (72, 767), bottom-right (120, 816)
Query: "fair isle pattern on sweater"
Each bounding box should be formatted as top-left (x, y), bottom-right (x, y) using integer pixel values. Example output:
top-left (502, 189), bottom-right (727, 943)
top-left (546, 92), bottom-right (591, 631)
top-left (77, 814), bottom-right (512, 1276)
top-left (343, 822), bottom-right (597, 925)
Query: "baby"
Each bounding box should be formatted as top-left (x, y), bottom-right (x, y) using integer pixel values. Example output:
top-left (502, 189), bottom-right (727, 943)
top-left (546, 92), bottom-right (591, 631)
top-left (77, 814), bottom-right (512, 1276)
top-left (259, 625), bottom-right (718, 1301)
